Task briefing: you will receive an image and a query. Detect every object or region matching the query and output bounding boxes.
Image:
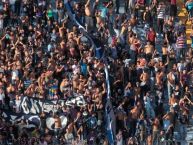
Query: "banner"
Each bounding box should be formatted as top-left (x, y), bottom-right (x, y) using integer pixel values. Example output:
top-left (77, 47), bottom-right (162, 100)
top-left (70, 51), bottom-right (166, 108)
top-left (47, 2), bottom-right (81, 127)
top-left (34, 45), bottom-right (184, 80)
top-left (2, 110), bottom-right (68, 131)
top-left (1, 93), bottom-right (85, 130)
top-left (20, 94), bottom-right (86, 115)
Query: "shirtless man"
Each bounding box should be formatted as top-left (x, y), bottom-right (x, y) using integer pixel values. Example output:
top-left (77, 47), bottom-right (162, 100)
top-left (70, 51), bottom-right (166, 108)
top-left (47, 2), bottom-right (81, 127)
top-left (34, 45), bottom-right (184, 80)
top-left (78, 74), bottom-right (87, 94)
top-left (130, 105), bottom-right (141, 136)
top-left (65, 122), bottom-right (75, 142)
top-left (116, 104), bottom-right (126, 131)
top-left (179, 96), bottom-right (190, 112)
top-left (129, 34), bottom-right (139, 62)
top-left (92, 83), bottom-right (106, 110)
top-left (25, 83), bottom-right (36, 96)
top-left (95, 10), bottom-right (102, 28)
top-left (152, 117), bottom-right (160, 145)
top-left (72, 75), bottom-right (79, 92)
top-left (134, 82), bottom-right (141, 97)
top-left (155, 69), bottom-right (164, 86)
top-left (60, 78), bottom-right (71, 98)
top-left (169, 93), bottom-right (179, 107)
top-left (162, 42), bottom-right (168, 64)
top-left (140, 70), bottom-right (150, 96)
top-left (85, 0), bottom-right (94, 31)
top-left (167, 70), bottom-right (176, 99)
top-left (54, 114), bottom-right (62, 137)
top-left (144, 41), bottom-right (155, 62)
top-left (140, 70), bottom-right (149, 85)
top-left (163, 107), bottom-right (177, 127)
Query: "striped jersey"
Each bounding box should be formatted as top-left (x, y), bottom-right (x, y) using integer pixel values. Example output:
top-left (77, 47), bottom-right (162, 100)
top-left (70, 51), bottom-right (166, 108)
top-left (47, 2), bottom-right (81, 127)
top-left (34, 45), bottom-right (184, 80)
top-left (176, 35), bottom-right (187, 49)
top-left (157, 4), bottom-right (166, 19)
top-left (24, 80), bottom-right (32, 89)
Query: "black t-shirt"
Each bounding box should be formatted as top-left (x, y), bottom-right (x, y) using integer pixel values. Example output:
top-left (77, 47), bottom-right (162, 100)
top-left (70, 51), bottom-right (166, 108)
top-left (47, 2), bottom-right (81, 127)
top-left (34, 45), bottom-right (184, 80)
top-left (53, 69), bottom-right (63, 81)
top-left (3, 8), bottom-right (10, 18)
top-left (179, 114), bottom-right (188, 124)
top-left (168, 56), bottom-right (176, 70)
top-left (26, 3), bottom-right (34, 17)
top-left (144, 11), bottom-right (152, 23)
top-left (166, 30), bottom-right (174, 43)
top-left (174, 90), bottom-right (181, 99)
top-left (40, 116), bottom-right (46, 129)
top-left (137, 119), bottom-right (146, 133)
top-left (75, 118), bottom-right (83, 129)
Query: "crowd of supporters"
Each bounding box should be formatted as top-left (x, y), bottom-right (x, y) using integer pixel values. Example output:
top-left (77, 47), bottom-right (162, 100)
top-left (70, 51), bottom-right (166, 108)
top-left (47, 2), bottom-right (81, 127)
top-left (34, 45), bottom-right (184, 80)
top-left (0, 0), bottom-right (192, 145)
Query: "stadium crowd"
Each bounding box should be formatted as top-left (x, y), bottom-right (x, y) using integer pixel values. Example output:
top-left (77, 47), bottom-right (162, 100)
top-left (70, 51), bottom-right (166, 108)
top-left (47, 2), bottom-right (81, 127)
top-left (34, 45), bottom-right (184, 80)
top-left (0, 0), bottom-right (192, 145)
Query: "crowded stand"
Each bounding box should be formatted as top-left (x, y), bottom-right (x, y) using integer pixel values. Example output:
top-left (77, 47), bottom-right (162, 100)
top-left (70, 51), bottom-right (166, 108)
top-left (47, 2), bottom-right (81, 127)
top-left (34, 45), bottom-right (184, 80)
top-left (0, 0), bottom-right (192, 145)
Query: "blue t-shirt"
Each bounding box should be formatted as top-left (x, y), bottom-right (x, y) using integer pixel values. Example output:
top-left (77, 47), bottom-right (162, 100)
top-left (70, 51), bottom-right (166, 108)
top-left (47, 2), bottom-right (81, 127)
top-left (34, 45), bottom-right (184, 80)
top-left (191, 35), bottom-right (193, 47)
top-left (100, 7), bottom-right (108, 18)
top-left (49, 85), bottom-right (58, 98)
top-left (187, 2), bottom-right (193, 10)
top-left (81, 62), bottom-right (87, 76)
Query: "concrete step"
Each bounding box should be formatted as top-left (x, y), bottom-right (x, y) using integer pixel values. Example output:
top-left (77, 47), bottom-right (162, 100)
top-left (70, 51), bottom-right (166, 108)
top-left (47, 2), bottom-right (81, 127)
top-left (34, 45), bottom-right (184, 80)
top-left (178, 12), bottom-right (186, 17)
top-left (187, 39), bottom-right (191, 44)
top-left (182, 8), bottom-right (187, 12)
top-left (186, 20), bottom-right (192, 25)
top-left (186, 29), bottom-right (191, 34)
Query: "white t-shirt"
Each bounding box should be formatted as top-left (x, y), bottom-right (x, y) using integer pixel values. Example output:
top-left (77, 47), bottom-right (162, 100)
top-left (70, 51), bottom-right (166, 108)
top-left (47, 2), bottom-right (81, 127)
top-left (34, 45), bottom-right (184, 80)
top-left (39, 0), bottom-right (46, 7)
top-left (12, 70), bottom-right (19, 80)
top-left (0, 19), bottom-right (3, 29)
top-left (15, 100), bottom-right (21, 112)
top-left (9, 0), bottom-right (16, 5)
top-left (116, 134), bottom-right (123, 145)
top-left (177, 63), bottom-right (184, 72)
top-left (0, 93), bottom-right (5, 102)
top-left (72, 65), bottom-right (80, 75)
top-left (38, 141), bottom-right (48, 145)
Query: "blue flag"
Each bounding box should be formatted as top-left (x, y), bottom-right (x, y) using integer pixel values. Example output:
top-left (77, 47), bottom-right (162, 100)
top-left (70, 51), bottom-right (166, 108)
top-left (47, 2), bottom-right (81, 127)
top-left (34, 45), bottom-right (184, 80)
top-left (105, 65), bottom-right (116, 145)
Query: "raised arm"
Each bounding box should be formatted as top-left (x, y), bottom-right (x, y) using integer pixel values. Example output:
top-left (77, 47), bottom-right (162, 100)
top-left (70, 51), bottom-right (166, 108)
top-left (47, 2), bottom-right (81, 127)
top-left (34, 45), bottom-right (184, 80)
top-left (85, 0), bottom-right (91, 7)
